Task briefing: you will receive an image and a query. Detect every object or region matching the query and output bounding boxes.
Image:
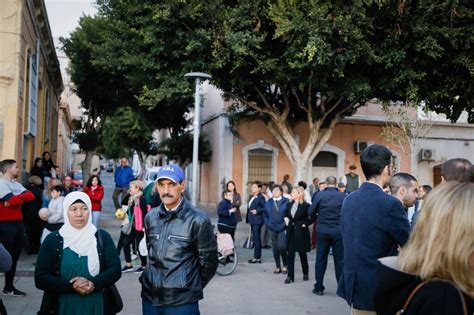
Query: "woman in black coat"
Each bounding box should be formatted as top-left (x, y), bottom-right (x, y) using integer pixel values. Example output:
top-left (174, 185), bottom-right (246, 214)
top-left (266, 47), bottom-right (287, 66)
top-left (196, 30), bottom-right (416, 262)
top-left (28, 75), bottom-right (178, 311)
top-left (284, 186), bottom-right (312, 284)
top-left (30, 157), bottom-right (46, 188)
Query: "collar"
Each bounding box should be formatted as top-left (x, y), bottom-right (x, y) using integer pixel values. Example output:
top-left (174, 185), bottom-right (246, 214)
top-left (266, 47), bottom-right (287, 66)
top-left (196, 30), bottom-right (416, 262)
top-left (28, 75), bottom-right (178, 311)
top-left (273, 197), bottom-right (282, 201)
top-left (365, 181), bottom-right (384, 191)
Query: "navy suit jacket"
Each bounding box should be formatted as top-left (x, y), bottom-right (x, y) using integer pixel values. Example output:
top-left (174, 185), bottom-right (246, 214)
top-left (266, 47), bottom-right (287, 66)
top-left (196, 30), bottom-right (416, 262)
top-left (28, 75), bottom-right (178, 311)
top-left (309, 187), bottom-right (346, 234)
top-left (246, 193), bottom-right (266, 225)
top-left (337, 182), bottom-right (410, 311)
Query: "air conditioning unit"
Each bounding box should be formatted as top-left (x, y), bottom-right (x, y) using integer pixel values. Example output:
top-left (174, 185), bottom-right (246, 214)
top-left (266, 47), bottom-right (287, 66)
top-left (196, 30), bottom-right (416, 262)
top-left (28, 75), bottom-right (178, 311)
top-left (354, 141), bottom-right (374, 153)
top-left (419, 149), bottom-right (436, 161)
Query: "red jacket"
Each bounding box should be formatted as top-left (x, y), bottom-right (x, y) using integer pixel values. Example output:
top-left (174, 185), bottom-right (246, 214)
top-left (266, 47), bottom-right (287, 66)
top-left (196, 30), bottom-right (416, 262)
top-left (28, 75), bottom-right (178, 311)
top-left (83, 185), bottom-right (104, 211)
top-left (0, 190), bottom-right (35, 221)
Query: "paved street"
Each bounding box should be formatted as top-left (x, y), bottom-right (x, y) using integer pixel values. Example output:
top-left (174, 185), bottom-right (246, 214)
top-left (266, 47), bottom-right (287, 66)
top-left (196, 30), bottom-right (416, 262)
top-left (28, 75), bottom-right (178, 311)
top-left (2, 172), bottom-right (349, 314)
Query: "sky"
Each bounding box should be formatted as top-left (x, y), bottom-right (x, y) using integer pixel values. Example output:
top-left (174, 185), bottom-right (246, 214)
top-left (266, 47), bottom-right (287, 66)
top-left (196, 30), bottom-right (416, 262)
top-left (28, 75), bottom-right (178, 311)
top-left (45, 0), bottom-right (97, 39)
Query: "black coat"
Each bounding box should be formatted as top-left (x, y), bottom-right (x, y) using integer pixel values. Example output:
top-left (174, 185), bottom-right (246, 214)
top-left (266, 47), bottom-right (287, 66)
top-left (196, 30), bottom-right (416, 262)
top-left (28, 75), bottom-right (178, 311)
top-left (285, 201), bottom-right (312, 252)
top-left (375, 256), bottom-right (474, 315)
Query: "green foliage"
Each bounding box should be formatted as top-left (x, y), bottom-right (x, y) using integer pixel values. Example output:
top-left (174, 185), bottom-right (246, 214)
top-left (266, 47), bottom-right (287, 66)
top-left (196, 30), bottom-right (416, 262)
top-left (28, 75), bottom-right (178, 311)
top-left (157, 132), bottom-right (212, 168)
top-left (98, 107), bottom-right (159, 159)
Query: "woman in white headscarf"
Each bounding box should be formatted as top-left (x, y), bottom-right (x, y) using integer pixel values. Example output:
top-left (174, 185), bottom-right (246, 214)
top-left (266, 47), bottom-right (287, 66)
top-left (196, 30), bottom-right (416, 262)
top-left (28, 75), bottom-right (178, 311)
top-left (35, 192), bottom-right (121, 315)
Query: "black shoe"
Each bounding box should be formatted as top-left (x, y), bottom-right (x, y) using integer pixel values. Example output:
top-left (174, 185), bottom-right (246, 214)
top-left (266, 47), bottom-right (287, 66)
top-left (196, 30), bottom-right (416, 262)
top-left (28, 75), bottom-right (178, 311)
top-left (303, 274), bottom-right (309, 281)
top-left (284, 277), bottom-right (294, 284)
top-left (248, 258), bottom-right (261, 264)
top-left (2, 287), bottom-right (26, 297)
top-left (121, 265), bottom-right (134, 273)
top-left (312, 288), bottom-right (324, 296)
top-left (273, 268), bottom-right (282, 274)
top-left (0, 299), bottom-right (6, 315)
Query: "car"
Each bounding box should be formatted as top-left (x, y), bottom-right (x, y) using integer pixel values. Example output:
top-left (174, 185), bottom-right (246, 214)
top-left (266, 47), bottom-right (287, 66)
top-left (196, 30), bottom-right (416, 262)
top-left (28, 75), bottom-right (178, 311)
top-left (106, 161), bottom-right (114, 172)
top-left (143, 167), bottom-right (161, 186)
top-left (70, 170), bottom-right (83, 189)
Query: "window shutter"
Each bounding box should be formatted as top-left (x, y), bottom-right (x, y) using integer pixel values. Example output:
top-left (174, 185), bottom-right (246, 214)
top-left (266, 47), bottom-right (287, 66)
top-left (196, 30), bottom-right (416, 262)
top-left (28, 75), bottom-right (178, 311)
top-left (27, 41), bottom-right (39, 136)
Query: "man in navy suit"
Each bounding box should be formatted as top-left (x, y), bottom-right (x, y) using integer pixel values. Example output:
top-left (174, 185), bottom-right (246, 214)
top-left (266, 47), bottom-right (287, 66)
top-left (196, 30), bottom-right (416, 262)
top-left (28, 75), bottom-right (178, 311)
top-left (337, 144), bottom-right (410, 315)
top-left (309, 176), bottom-right (346, 296)
top-left (247, 181), bottom-right (267, 263)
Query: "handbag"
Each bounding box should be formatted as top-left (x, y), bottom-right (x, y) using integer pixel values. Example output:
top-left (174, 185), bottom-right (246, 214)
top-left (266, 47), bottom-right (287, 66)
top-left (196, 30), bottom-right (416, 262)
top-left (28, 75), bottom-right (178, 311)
top-left (96, 231), bottom-right (123, 314)
top-left (121, 208), bottom-right (134, 235)
top-left (398, 279), bottom-right (468, 315)
top-left (242, 227), bottom-right (254, 249)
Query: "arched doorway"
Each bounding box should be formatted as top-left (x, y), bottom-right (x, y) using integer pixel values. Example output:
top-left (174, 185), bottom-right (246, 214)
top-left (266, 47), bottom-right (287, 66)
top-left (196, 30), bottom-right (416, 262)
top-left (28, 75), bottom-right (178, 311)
top-left (312, 151), bottom-right (338, 183)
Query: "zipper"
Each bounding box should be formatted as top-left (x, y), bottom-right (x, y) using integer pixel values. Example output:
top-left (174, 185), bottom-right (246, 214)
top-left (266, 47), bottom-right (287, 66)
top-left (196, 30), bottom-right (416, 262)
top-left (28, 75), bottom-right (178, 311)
top-left (168, 234), bottom-right (191, 241)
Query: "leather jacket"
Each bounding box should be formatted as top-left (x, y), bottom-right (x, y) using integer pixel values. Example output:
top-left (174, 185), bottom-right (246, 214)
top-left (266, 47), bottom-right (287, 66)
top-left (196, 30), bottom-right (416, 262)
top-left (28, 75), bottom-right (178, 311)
top-left (140, 197), bottom-right (218, 306)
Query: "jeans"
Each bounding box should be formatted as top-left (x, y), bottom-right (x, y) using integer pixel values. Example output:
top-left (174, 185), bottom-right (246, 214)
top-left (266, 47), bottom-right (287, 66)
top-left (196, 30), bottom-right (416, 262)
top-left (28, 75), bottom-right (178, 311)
top-left (112, 187), bottom-right (129, 209)
top-left (142, 299), bottom-right (199, 315)
top-left (0, 222), bottom-right (25, 290)
top-left (91, 211), bottom-right (101, 228)
top-left (270, 230), bottom-right (287, 268)
top-left (314, 232), bottom-right (344, 291)
top-left (251, 224), bottom-right (262, 259)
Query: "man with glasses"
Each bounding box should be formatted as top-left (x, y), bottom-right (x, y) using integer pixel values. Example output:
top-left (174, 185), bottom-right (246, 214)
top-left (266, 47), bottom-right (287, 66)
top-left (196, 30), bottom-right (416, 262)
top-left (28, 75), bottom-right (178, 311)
top-left (112, 158), bottom-right (134, 209)
top-left (337, 144), bottom-right (410, 315)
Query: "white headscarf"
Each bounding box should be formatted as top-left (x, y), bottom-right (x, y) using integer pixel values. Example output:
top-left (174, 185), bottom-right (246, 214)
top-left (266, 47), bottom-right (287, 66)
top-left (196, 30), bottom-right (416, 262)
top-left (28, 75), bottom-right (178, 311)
top-left (59, 191), bottom-right (99, 276)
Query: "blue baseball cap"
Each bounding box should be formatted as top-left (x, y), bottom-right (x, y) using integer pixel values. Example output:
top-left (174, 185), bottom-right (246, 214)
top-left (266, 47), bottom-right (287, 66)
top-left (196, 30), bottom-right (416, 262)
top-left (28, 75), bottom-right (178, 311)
top-left (155, 164), bottom-right (185, 183)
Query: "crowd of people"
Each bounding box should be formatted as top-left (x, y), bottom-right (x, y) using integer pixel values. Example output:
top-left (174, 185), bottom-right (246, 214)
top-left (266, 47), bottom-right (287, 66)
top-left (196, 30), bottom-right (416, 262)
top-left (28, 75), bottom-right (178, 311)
top-left (0, 144), bottom-right (473, 314)
top-left (215, 145), bottom-right (473, 314)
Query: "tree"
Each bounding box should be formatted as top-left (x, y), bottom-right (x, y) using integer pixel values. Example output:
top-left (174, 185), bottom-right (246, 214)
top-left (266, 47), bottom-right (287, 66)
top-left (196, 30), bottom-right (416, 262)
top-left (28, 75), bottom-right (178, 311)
top-left (157, 132), bottom-right (212, 168)
top-left (99, 107), bottom-right (159, 176)
top-left (90, 1), bottom-right (473, 182)
top-left (61, 15), bottom-right (133, 182)
top-left (206, 1), bottom-right (473, 181)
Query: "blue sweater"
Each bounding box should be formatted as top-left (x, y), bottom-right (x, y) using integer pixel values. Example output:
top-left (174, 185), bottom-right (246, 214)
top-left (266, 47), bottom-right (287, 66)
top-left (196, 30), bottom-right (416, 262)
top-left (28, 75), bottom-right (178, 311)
top-left (217, 199), bottom-right (237, 228)
top-left (114, 166), bottom-right (134, 188)
top-left (264, 197), bottom-right (289, 232)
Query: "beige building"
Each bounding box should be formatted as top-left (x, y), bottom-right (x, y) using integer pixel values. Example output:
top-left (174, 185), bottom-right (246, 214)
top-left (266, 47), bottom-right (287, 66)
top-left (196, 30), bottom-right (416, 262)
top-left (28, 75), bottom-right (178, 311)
top-left (0, 0), bottom-right (63, 179)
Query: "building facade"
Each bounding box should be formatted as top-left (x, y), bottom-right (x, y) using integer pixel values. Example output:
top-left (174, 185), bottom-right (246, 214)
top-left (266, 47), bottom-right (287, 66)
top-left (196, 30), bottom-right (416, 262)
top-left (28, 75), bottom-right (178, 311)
top-left (0, 0), bottom-right (63, 179)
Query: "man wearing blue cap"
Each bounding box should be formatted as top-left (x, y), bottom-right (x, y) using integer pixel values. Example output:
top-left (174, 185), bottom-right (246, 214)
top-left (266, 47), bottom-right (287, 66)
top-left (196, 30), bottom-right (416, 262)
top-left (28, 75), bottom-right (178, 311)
top-left (139, 164), bottom-right (218, 315)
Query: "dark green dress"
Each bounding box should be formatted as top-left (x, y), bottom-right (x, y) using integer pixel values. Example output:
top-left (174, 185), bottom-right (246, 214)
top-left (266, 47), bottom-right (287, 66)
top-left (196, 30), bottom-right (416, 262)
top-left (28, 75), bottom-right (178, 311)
top-left (58, 248), bottom-right (104, 315)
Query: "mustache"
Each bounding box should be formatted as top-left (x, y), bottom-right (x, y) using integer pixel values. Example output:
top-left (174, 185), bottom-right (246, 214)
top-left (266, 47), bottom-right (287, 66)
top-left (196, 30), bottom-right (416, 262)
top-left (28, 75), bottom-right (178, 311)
top-left (161, 193), bottom-right (174, 198)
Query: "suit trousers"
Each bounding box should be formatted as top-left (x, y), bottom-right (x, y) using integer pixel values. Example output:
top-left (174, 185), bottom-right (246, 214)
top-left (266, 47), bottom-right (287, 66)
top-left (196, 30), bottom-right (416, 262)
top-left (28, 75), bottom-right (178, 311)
top-left (287, 239), bottom-right (308, 280)
top-left (251, 224), bottom-right (262, 259)
top-left (314, 232), bottom-right (344, 291)
top-left (270, 230), bottom-right (287, 268)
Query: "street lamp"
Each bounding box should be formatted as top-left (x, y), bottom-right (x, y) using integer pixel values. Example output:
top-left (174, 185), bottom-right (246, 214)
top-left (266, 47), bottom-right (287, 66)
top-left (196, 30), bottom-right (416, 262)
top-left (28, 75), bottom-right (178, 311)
top-left (184, 72), bottom-right (212, 206)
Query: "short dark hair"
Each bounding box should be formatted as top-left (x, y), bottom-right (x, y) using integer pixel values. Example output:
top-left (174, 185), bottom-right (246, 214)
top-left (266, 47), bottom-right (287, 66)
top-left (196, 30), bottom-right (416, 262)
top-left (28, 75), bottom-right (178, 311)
top-left (337, 182), bottom-right (346, 188)
top-left (253, 181), bottom-right (263, 188)
top-left (360, 144), bottom-right (393, 180)
top-left (390, 173), bottom-right (417, 195)
top-left (86, 175), bottom-right (102, 187)
top-left (326, 176), bottom-right (337, 186)
top-left (51, 185), bottom-right (63, 193)
top-left (441, 158), bottom-right (472, 182)
top-left (422, 184), bottom-right (433, 194)
top-left (298, 181), bottom-right (307, 189)
top-left (0, 159), bottom-right (16, 174)
top-left (271, 184), bottom-right (283, 193)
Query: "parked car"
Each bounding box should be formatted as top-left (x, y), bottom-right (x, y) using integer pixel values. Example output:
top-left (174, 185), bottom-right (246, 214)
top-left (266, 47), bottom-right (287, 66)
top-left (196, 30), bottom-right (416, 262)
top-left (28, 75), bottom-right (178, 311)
top-left (106, 161), bottom-right (114, 172)
top-left (70, 170), bottom-right (83, 189)
top-left (144, 167), bottom-right (161, 186)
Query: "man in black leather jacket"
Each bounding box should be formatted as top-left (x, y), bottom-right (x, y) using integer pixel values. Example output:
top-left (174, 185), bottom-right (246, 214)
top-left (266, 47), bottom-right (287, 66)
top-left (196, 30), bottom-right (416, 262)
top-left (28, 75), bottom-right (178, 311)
top-left (139, 164), bottom-right (218, 315)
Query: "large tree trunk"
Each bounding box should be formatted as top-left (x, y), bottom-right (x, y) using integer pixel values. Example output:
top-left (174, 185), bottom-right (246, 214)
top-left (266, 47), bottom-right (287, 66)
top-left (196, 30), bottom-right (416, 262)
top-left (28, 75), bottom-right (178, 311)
top-left (266, 118), bottom-right (338, 183)
top-left (137, 152), bottom-right (147, 179)
top-left (80, 151), bottom-right (93, 187)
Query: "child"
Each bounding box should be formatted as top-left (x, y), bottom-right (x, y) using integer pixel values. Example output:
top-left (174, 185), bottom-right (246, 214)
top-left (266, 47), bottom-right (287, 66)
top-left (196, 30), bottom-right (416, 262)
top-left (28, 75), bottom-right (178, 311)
top-left (39, 185), bottom-right (65, 243)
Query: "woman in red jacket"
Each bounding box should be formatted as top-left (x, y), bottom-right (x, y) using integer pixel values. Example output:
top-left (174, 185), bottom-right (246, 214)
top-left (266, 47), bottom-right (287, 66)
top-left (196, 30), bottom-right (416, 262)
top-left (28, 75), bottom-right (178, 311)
top-left (83, 175), bottom-right (104, 227)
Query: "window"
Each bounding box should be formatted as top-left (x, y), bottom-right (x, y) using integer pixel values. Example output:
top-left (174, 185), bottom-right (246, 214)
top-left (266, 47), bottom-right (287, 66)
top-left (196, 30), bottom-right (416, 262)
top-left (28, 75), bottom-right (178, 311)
top-left (27, 42), bottom-right (39, 137)
top-left (312, 151), bottom-right (337, 167)
top-left (247, 148), bottom-right (273, 189)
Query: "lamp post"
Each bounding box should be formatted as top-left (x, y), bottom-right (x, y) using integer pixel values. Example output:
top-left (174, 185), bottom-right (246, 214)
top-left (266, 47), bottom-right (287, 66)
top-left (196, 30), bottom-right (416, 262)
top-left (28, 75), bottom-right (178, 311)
top-left (184, 72), bottom-right (212, 206)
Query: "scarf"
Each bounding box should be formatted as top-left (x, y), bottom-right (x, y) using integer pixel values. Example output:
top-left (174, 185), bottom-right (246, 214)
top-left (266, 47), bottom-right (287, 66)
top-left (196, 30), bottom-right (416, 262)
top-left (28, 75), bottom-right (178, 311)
top-left (59, 192), bottom-right (99, 276)
top-left (128, 189), bottom-right (143, 206)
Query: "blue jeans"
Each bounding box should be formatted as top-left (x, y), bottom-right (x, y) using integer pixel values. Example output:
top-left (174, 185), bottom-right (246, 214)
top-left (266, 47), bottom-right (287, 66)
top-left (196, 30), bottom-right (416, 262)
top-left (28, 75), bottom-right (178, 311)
top-left (91, 211), bottom-right (101, 228)
top-left (314, 232), bottom-right (344, 291)
top-left (251, 224), bottom-right (262, 259)
top-left (142, 299), bottom-right (199, 315)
